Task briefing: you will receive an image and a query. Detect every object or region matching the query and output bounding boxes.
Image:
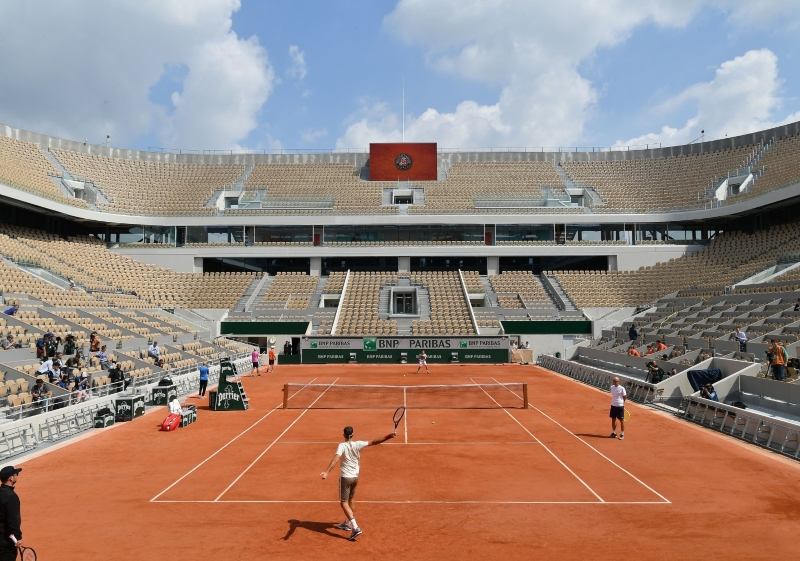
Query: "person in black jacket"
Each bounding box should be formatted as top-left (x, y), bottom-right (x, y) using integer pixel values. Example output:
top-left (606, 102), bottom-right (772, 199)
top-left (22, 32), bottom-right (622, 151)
top-left (0, 465), bottom-right (22, 561)
top-left (628, 325), bottom-right (639, 342)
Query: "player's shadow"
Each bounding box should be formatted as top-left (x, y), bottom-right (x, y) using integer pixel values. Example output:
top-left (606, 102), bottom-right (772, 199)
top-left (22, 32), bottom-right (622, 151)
top-left (283, 519), bottom-right (349, 541)
top-left (574, 433), bottom-right (613, 439)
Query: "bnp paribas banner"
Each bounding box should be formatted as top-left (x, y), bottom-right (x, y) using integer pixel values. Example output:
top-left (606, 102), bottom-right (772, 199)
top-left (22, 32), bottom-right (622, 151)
top-left (302, 337), bottom-right (509, 351)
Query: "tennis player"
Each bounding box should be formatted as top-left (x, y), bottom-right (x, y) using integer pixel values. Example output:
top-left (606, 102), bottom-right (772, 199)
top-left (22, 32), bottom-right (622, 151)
top-left (609, 377), bottom-right (627, 440)
top-left (415, 349), bottom-right (430, 375)
top-left (320, 426), bottom-right (395, 541)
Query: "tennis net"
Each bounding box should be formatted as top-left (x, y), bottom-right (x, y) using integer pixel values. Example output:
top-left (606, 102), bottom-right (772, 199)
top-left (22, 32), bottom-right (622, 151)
top-left (282, 382), bottom-right (527, 409)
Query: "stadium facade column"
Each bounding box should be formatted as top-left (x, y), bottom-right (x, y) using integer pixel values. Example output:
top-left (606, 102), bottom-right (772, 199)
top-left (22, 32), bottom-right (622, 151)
top-left (310, 257), bottom-right (321, 276)
top-left (398, 256), bottom-right (410, 272)
top-left (487, 256), bottom-right (499, 276)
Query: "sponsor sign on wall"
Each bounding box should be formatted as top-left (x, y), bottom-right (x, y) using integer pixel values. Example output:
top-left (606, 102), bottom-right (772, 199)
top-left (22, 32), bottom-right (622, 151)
top-left (302, 337), bottom-right (509, 351)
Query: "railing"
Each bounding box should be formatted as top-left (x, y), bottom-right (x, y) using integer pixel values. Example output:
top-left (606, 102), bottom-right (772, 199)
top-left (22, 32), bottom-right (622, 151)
top-left (0, 425), bottom-right (37, 459)
top-left (678, 394), bottom-right (800, 460)
top-left (537, 354), bottom-right (658, 403)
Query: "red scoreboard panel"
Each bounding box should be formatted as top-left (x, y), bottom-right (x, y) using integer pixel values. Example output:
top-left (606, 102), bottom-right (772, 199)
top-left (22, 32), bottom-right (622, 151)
top-left (369, 143), bottom-right (437, 181)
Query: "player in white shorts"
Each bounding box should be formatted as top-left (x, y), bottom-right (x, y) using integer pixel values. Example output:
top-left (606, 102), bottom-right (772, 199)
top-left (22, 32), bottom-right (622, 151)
top-left (320, 425), bottom-right (395, 541)
top-left (415, 349), bottom-right (430, 375)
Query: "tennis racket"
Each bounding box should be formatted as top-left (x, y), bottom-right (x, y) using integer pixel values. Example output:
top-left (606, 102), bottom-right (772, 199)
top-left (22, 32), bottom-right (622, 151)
top-left (623, 408), bottom-right (631, 422)
top-left (18, 547), bottom-right (36, 561)
top-left (393, 406), bottom-right (405, 430)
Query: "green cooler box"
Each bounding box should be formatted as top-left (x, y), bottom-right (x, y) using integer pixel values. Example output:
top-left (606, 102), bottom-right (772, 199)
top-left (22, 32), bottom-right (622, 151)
top-left (115, 395), bottom-right (146, 422)
top-left (94, 413), bottom-right (115, 428)
top-left (151, 385), bottom-right (177, 406)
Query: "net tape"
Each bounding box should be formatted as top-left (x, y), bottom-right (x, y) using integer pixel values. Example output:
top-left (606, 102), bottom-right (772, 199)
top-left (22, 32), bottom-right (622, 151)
top-left (284, 383), bottom-right (526, 409)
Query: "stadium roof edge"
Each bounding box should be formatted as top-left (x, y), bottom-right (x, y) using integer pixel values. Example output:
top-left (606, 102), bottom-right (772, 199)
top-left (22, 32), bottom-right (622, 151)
top-left (2, 120), bottom-right (800, 165)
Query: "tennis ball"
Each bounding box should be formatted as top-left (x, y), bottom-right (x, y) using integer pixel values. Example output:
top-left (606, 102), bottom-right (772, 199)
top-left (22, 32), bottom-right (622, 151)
top-left (432, 421), bottom-right (435, 424)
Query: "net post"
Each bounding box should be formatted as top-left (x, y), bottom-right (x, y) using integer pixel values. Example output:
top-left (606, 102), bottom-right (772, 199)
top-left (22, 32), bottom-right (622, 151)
top-left (523, 383), bottom-right (529, 409)
top-left (283, 384), bottom-right (289, 409)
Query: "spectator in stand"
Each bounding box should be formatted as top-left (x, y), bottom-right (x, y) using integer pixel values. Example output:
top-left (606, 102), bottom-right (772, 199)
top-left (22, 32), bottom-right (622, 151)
top-left (198, 361), bottom-right (209, 397)
top-left (268, 345), bottom-right (277, 373)
top-left (56, 374), bottom-right (70, 391)
top-left (1, 335), bottom-right (22, 350)
top-left (35, 334), bottom-right (46, 359)
top-left (628, 325), bottom-right (639, 342)
top-left (645, 344), bottom-right (655, 355)
top-left (66, 353), bottom-right (85, 372)
top-left (90, 332), bottom-right (101, 353)
top-left (524, 341), bottom-right (531, 349)
top-left (36, 357), bottom-right (55, 381)
top-left (700, 383), bottom-right (720, 402)
top-left (250, 347), bottom-right (261, 377)
top-left (768, 339), bottom-right (788, 381)
top-left (283, 340), bottom-right (292, 355)
top-left (148, 341), bottom-right (164, 368)
top-left (63, 332), bottom-right (76, 355)
top-left (31, 378), bottom-right (52, 409)
top-left (95, 345), bottom-right (112, 370)
top-left (72, 373), bottom-right (89, 403)
top-left (3, 304), bottom-right (19, 316)
top-left (794, 299), bottom-right (800, 312)
top-left (733, 327), bottom-right (747, 352)
top-left (107, 362), bottom-right (125, 393)
top-left (44, 333), bottom-right (58, 358)
top-left (627, 345), bottom-right (641, 357)
top-left (655, 340), bottom-right (667, 352)
top-left (669, 368), bottom-right (678, 377)
top-left (645, 361), bottom-right (664, 383)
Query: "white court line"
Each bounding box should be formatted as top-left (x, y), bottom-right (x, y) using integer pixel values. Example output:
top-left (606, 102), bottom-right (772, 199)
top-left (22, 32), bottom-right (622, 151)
top-left (150, 377), bottom-right (318, 502)
top-left (492, 377), bottom-right (671, 504)
top-left (403, 386), bottom-right (408, 444)
top-left (470, 377), bottom-right (605, 503)
top-left (213, 378), bottom-right (340, 502)
top-left (154, 499), bottom-right (667, 505)
top-left (275, 441), bottom-right (541, 445)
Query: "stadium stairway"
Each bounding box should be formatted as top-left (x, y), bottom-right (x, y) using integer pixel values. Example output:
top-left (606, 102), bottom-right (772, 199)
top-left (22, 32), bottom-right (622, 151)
top-left (5, 259), bottom-right (71, 291)
top-left (541, 274), bottom-right (578, 312)
top-left (481, 276), bottom-right (499, 307)
top-left (310, 276), bottom-right (326, 308)
top-left (233, 274), bottom-right (265, 312)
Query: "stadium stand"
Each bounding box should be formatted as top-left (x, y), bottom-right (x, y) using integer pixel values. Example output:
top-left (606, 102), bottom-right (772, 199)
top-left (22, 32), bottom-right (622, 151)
top-left (240, 163), bottom-right (396, 215)
top-left (746, 133), bottom-right (800, 199)
top-left (51, 149), bottom-right (244, 215)
top-left (335, 272), bottom-right (398, 335)
top-left (0, 136), bottom-right (87, 208)
top-left (410, 271), bottom-right (475, 335)
top-left (560, 146), bottom-right (754, 211)
top-left (551, 222), bottom-right (800, 308)
top-left (0, 223), bottom-right (254, 309)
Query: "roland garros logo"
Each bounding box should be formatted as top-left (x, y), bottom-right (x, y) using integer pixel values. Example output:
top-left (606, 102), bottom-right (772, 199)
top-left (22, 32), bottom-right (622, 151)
top-left (395, 153), bottom-right (412, 171)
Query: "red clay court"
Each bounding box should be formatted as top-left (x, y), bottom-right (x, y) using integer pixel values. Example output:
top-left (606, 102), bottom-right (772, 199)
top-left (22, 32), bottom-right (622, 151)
top-left (17, 364), bottom-right (800, 560)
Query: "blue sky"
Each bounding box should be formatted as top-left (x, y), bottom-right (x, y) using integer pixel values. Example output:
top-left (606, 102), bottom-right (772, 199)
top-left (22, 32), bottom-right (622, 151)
top-left (0, 1), bottom-right (799, 152)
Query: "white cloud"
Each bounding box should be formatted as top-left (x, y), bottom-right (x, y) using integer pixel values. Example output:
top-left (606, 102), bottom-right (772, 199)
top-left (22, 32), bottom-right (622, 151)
top-left (339, 0), bottom-right (700, 148)
top-left (0, 0), bottom-right (275, 150)
top-left (300, 128), bottom-right (328, 143)
top-left (287, 45), bottom-right (307, 81)
top-left (617, 49), bottom-right (797, 147)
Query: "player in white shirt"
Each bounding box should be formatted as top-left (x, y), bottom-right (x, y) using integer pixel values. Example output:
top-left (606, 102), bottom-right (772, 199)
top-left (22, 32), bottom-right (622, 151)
top-left (320, 425), bottom-right (395, 541)
top-left (609, 377), bottom-right (627, 440)
top-left (415, 349), bottom-right (430, 375)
